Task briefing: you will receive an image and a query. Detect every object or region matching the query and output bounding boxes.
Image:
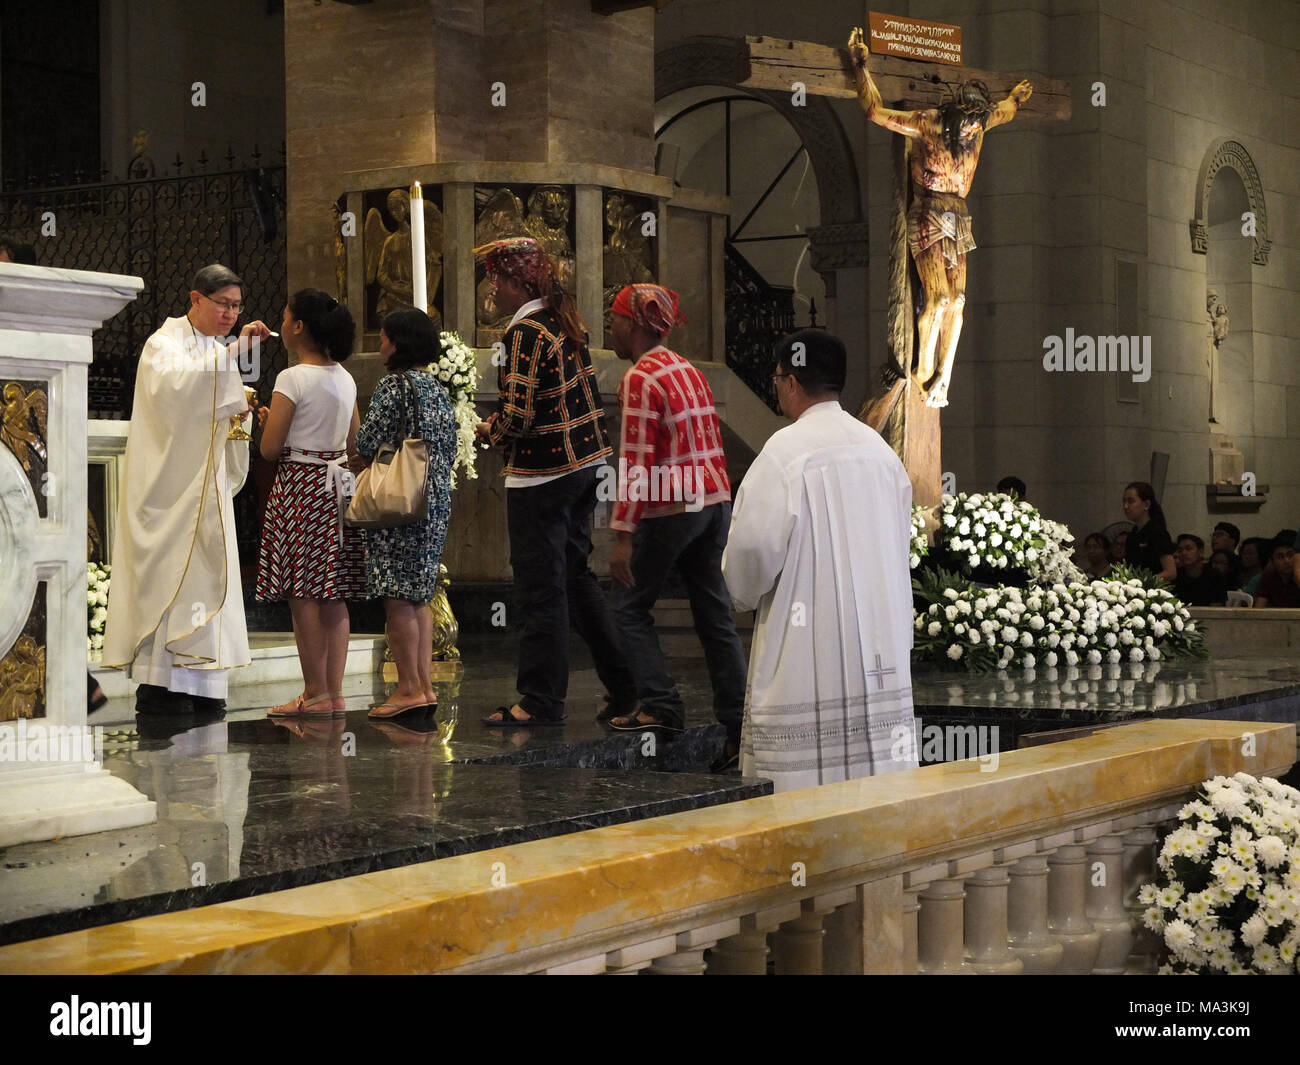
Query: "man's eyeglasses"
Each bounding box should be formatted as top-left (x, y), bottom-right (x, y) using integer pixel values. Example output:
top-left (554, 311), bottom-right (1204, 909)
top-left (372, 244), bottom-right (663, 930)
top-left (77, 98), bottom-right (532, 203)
top-left (202, 293), bottom-right (243, 314)
top-left (771, 372), bottom-right (794, 382)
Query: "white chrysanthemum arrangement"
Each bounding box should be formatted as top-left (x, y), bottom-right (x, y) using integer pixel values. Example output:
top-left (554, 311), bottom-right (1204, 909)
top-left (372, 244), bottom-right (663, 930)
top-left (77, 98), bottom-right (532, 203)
top-left (912, 572), bottom-right (1204, 670)
top-left (434, 330), bottom-right (479, 487)
top-left (909, 505), bottom-right (929, 570)
top-left (1140, 773), bottom-right (1300, 975)
top-left (87, 562), bottom-right (110, 660)
top-left (935, 492), bottom-right (1045, 575)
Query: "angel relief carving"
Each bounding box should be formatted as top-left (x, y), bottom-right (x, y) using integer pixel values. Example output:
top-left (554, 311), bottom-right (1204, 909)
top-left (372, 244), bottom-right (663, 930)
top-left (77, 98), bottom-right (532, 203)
top-left (1, 382), bottom-right (47, 472)
top-left (365, 189), bottom-right (443, 327)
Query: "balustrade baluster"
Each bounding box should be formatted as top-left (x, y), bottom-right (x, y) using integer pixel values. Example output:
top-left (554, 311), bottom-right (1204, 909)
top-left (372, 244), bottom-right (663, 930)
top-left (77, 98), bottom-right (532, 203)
top-left (1086, 834), bottom-right (1133, 973)
top-left (917, 878), bottom-right (972, 974)
top-left (1121, 823), bottom-right (1161, 973)
top-left (964, 865), bottom-right (1023, 973)
top-left (1048, 844), bottom-right (1101, 973)
top-left (1007, 854), bottom-right (1064, 973)
top-left (648, 919), bottom-right (740, 975)
top-left (708, 903), bottom-right (799, 975)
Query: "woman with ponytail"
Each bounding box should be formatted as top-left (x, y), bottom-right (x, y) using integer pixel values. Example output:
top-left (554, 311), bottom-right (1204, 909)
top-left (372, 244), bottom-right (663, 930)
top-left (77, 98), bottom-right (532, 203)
top-left (256, 289), bottom-right (367, 715)
top-left (1121, 480), bottom-right (1177, 581)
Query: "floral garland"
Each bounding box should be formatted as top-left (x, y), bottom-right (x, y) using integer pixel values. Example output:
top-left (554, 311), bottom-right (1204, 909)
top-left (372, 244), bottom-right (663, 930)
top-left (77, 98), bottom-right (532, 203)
top-left (1140, 773), bottom-right (1300, 974)
top-left (433, 330), bottom-right (479, 487)
top-left (88, 562), bottom-right (110, 660)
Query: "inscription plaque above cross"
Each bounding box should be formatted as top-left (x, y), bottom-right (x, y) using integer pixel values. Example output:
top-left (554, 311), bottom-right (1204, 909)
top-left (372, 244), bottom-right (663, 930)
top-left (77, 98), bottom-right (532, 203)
top-left (737, 31), bottom-right (1072, 507)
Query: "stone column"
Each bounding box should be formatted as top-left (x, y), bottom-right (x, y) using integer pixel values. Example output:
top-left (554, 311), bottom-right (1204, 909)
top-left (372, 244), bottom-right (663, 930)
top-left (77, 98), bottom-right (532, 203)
top-left (0, 263), bottom-right (156, 846)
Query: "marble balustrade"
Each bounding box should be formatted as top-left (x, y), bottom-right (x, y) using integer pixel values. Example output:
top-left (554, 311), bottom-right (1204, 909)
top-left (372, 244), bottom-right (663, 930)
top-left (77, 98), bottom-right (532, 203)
top-left (0, 718), bottom-right (1291, 974)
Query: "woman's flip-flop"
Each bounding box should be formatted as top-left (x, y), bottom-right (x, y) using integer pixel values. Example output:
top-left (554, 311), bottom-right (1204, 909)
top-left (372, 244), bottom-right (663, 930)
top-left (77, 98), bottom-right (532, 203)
top-left (268, 693), bottom-right (336, 718)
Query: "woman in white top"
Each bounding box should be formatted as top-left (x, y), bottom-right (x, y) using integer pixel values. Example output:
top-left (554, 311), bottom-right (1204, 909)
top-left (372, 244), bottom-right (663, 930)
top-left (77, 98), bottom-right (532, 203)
top-left (256, 289), bottom-right (366, 716)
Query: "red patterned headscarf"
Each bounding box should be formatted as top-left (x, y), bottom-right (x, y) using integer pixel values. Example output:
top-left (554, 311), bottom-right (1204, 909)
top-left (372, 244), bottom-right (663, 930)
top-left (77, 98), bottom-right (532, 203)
top-left (474, 236), bottom-right (549, 288)
top-left (611, 283), bottom-right (686, 337)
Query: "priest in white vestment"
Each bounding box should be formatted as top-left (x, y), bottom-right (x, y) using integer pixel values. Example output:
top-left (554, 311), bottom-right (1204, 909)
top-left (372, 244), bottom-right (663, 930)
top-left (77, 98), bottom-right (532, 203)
top-left (723, 330), bottom-right (918, 792)
top-left (103, 264), bottom-right (271, 713)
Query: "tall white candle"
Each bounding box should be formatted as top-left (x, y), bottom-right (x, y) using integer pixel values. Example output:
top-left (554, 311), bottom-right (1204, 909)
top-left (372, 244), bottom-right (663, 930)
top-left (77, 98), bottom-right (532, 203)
top-left (409, 181), bottom-right (427, 312)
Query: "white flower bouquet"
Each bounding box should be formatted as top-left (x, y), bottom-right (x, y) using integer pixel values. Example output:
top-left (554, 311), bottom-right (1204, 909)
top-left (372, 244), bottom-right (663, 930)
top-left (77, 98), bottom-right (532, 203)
top-left (909, 505), bottom-right (930, 570)
top-left (912, 567), bottom-right (1205, 671)
top-left (933, 492), bottom-right (1048, 581)
top-left (87, 562), bottom-right (110, 661)
top-left (1139, 773), bottom-right (1300, 974)
top-left (434, 330), bottom-right (479, 487)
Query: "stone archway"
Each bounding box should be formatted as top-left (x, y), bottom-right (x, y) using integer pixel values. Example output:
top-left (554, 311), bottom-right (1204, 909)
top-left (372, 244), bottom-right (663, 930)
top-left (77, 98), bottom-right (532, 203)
top-left (1189, 138), bottom-right (1271, 266)
top-left (655, 36), bottom-right (867, 275)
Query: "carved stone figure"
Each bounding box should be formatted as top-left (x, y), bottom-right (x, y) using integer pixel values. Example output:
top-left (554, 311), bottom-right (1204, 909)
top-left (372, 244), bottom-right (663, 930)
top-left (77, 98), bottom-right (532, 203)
top-left (602, 193), bottom-right (656, 332)
top-left (475, 188), bottom-right (529, 330)
top-left (849, 26), bottom-right (1031, 408)
top-left (1207, 290), bottom-right (1229, 424)
top-left (365, 189), bottom-right (443, 325)
top-left (0, 635), bottom-right (44, 721)
top-left (1, 382), bottom-right (47, 472)
top-left (523, 185), bottom-right (573, 260)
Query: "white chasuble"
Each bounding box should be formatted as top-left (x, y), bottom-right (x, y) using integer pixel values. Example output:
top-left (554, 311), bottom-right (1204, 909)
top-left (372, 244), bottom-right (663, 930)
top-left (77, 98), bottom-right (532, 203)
top-left (102, 316), bottom-right (252, 696)
top-left (723, 401), bottom-right (918, 793)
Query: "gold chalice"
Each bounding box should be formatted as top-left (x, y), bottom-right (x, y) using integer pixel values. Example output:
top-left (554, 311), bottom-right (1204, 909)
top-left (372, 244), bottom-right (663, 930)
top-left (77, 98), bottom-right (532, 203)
top-left (228, 386), bottom-right (256, 440)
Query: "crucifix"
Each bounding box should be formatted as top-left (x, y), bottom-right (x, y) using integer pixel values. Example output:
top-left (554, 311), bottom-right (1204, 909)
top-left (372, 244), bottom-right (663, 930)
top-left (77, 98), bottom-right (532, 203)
top-left (738, 31), bottom-right (1071, 506)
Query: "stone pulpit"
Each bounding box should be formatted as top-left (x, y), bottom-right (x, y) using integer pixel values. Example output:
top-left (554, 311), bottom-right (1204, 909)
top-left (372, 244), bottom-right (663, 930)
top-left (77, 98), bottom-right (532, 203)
top-left (0, 263), bottom-right (155, 846)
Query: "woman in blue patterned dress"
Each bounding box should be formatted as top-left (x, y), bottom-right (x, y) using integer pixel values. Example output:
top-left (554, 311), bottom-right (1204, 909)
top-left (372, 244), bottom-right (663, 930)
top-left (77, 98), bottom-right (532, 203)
top-left (355, 308), bottom-right (457, 718)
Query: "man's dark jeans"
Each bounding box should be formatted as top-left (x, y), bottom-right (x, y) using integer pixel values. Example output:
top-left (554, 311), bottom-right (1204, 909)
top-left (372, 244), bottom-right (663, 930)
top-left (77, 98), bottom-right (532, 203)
top-left (507, 465), bottom-right (636, 720)
top-left (613, 503), bottom-right (747, 737)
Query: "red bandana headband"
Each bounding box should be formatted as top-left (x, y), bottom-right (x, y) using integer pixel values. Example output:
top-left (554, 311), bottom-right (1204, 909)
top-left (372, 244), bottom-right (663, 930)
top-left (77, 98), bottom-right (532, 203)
top-left (611, 283), bottom-right (686, 337)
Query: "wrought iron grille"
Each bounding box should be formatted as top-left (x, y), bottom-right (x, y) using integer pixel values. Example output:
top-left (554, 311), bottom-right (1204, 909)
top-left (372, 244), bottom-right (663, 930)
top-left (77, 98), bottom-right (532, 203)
top-left (724, 244), bottom-right (795, 414)
top-left (0, 154), bottom-right (288, 568)
top-left (0, 157), bottom-right (288, 418)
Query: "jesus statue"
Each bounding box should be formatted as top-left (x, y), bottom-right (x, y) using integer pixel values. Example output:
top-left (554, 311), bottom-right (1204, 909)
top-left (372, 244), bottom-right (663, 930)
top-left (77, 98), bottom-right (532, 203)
top-left (848, 26), bottom-right (1032, 408)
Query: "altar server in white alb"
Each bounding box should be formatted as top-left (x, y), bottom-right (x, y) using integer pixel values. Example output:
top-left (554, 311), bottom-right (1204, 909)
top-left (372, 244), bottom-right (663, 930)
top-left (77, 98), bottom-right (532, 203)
top-left (722, 329), bottom-right (918, 792)
top-left (103, 264), bottom-right (270, 714)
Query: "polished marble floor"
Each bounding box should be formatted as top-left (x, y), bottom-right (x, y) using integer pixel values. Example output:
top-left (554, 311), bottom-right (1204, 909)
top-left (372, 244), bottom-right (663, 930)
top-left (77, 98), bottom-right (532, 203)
top-left (6, 633), bottom-right (1297, 946)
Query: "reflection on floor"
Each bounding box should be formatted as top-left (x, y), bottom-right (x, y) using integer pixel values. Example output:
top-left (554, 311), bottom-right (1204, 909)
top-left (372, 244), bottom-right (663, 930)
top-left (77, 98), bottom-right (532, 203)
top-left (2, 634), bottom-right (762, 945)
top-left (5, 634), bottom-right (1297, 949)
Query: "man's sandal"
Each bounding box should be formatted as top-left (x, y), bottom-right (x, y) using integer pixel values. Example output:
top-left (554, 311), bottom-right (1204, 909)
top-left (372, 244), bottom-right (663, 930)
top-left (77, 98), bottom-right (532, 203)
top-left (481, 705), bottom-right (563, 727)
top-left (608, 710), bottom-right (683, 734)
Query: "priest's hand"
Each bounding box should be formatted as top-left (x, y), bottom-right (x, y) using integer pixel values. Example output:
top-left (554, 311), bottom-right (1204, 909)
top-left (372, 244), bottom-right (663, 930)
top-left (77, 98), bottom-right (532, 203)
top-left (610, 531), bottom-right (635, 589)
top-left (240, 320), bottom-right (273, 344)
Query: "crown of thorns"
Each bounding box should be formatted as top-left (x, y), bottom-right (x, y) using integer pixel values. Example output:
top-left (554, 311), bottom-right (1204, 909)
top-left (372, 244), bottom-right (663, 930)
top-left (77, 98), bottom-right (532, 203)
top-left (940, 79), bottom-right (993, 114)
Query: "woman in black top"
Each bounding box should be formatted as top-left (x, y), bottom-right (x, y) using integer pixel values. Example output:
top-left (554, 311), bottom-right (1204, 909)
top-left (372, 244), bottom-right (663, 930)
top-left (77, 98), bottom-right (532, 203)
top-left (1121, 481), bottom-right (1176, 580)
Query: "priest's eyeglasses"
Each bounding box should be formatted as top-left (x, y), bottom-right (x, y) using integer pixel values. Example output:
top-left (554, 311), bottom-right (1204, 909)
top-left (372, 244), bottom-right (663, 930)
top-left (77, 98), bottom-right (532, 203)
top-left (202, 293), bottom-right (244, 313)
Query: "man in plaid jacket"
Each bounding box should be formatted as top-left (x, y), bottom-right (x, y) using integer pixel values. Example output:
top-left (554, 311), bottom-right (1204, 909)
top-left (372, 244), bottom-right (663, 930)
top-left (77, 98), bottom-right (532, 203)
top-left (606, 283), bottom-right (747, 771)
top-left (474, 238), bottom-right (635, 726)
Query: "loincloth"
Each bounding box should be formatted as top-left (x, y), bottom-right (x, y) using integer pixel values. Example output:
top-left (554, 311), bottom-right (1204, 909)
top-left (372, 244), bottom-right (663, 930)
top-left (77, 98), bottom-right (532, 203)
top-left (907, 192), bottom-right (975, 267)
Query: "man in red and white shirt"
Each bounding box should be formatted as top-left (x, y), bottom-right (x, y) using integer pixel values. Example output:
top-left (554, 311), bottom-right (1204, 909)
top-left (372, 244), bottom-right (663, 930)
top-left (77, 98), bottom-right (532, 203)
top-left (607, 284), bottom-right (746, 769)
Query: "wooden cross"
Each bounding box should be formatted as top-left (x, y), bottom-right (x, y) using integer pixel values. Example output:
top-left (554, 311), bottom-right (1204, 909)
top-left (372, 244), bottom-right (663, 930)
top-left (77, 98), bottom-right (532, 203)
top-left (736, 36), bottom-right (1072, 507)
top-left (737, 36), bottom-right (1071, 122)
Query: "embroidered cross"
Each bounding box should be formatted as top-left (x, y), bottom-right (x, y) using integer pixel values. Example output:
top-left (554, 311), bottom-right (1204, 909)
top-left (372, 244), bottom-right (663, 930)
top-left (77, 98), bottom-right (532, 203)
top-left (866, 654), bottom-right (896, 690)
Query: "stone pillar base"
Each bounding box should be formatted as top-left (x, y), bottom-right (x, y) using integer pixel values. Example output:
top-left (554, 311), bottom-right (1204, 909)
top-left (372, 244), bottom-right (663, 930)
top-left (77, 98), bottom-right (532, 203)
top-left (0, 766), bottom-right (156, 848)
